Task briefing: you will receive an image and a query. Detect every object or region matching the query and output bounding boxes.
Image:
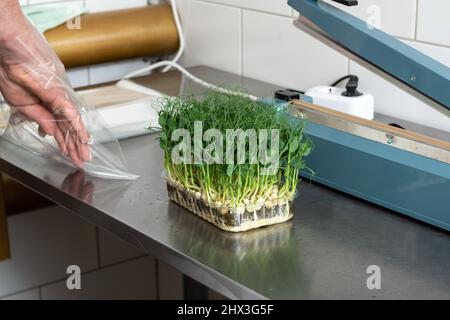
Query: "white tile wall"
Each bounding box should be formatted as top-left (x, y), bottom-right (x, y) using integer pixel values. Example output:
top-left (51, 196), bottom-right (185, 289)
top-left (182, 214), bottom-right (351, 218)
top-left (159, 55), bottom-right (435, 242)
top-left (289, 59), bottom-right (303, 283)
top-left (353, 39), bottom-right (450, 130)
top-left (41, 256), bottom-right (157, 300)
top-left (1, 289), bottom-right (40, 300)
top-left (405, 40), bottom-right (450, 67)
top-left (0, 206), bottom-right (98, 297)
top-left (0, 205), bottom-right (172, 300)
top-left (178, 0), bottom-right (242, 74)
top-left (323, 0), bottom-right (417, 39)
top-left (417, 0), bottom-right (450, 47)
top-left (242, 10), bottom-right (348, 91)
top-left (202, 0), bottom-right (291, 16)
top-left (98, 228), bottom-right (143, 267)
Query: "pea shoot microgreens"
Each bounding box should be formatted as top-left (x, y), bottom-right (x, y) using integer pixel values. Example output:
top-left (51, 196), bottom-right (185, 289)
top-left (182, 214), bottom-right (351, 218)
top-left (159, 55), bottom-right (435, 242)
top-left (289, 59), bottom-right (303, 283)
top-left (157, 91), bottom-right (312, 213)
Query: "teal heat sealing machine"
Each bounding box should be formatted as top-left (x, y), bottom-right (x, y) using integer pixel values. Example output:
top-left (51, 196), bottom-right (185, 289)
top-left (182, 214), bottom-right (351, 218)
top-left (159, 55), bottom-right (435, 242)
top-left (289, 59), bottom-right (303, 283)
top-left (286, 0), bottom-right (450, 231)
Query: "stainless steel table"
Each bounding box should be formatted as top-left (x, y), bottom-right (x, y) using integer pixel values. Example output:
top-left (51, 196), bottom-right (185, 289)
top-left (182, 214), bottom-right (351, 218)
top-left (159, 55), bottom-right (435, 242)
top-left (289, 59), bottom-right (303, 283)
top-left (1, 67), bottom-right (449, 300)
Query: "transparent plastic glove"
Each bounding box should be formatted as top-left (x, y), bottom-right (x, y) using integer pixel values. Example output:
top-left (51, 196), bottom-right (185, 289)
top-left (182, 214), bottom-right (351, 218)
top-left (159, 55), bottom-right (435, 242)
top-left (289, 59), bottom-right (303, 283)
top-left (0, 17), bottom-right (138, 180)
top-left (0, 17), bottom-right (89, 166)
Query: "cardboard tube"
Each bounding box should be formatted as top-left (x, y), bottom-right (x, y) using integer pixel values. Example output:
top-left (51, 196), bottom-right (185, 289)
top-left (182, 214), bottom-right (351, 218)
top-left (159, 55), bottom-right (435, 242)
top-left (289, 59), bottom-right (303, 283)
top-left (45, 5), bottom-right (180, 68)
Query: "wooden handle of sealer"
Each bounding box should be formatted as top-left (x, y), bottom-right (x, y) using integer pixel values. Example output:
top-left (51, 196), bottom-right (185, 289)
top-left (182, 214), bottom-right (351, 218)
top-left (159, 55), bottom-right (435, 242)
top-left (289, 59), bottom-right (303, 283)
top-left (291, 99), bottom-right (450, 152)
top-left (45, 5), bottom-right (179, 68)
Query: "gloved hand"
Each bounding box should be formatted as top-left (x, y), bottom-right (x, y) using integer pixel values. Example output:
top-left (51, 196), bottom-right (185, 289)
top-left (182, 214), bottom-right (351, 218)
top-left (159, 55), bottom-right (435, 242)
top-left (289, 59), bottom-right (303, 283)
top-left (0, 3), bottom-right (90, 167)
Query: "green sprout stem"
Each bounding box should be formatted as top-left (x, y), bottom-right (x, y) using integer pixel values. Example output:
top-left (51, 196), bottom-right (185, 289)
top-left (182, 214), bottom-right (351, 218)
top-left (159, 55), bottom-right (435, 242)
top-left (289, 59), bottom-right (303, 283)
top-left (157, 91), bottom-right (313, 211)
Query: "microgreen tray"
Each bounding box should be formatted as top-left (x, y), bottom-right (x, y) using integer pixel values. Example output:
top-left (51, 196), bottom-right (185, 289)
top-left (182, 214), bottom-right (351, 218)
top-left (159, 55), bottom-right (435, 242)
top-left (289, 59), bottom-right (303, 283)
top-left (165, 177), bottom-right (295, 232)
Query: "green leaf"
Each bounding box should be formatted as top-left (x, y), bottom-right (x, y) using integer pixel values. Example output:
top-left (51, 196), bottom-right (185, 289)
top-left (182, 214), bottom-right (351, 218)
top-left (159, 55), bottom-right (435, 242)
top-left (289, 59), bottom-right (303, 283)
top-left (300, 140), bottom-right (313, 156)
top-left (289, 139), bottom-right (300, 153)
top-left (227, 164), bottom-right (235, 176)
top-left (158, 115), bottom-right (167, 127)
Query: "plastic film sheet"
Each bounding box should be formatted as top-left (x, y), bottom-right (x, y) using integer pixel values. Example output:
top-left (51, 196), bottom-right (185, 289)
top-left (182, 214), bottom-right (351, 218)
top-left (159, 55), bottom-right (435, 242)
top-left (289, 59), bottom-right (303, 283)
top-left (0, 20), bottom-right (138, 180)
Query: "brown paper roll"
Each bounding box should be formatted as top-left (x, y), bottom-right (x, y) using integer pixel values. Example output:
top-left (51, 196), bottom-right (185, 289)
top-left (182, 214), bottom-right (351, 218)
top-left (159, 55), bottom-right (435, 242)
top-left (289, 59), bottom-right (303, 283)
top-left (45, 5), bottom-right (180, 68)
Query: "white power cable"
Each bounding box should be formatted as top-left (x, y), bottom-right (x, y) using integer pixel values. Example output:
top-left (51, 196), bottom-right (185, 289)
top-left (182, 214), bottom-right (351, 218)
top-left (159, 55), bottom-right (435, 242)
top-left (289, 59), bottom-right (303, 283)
top-left (121, 60), bottom-right (258, 101)
top-left (120, 0), bottom-right (258, 101)
top-left (161, 0), bottom-right (185, 72)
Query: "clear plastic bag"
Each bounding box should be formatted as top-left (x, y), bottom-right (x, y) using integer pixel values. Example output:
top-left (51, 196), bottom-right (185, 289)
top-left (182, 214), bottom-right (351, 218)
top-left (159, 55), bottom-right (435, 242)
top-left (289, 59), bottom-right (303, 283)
top-left (0, 19), bottom-right (138, 180)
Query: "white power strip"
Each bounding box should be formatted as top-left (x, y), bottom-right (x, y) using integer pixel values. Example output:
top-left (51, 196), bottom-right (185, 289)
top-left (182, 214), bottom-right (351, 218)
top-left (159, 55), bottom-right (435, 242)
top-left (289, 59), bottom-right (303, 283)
top-left (306, 86), bottom-right (375, 120)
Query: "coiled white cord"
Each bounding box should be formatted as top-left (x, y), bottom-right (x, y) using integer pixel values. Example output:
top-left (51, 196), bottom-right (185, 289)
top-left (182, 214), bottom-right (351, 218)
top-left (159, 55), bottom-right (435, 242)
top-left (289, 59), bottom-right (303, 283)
top-left (120, 0), bottom-right (258, 101)
top-left (121, 60), bottom-right (258, 101)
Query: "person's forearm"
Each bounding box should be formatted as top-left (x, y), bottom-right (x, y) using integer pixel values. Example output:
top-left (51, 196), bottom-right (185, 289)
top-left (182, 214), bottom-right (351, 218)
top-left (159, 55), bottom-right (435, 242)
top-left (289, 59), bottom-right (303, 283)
top-left (0, 0), bottom-right (27, 39)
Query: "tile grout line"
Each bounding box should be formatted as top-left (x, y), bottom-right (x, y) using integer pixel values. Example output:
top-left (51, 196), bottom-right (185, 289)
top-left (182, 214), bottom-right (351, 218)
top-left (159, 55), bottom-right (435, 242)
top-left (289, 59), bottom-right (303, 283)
top-left (95, 227), bottom-right (102, 269)
top-left (197, 0), bottom-right (294, 19)
top-left (414, 0), bottom-right (419, 41)
top-left (411, 39), bottom-right (450, 50)
top-left (0, 254), bottom-right (149, 300)
top-left (199, 0), bottom-right (450, 51)
top-left (98, 254), bottom-right (147, 271)
top-left (396, 35), bottom-right (450, 50)
top-left (0, 286), bottom-right (40, 300)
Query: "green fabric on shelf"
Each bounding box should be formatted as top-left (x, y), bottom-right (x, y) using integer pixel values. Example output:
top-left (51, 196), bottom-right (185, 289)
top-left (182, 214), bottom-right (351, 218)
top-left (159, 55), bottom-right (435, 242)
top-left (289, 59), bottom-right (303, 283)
top-left (22, 5), bottom-right (88, 34)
